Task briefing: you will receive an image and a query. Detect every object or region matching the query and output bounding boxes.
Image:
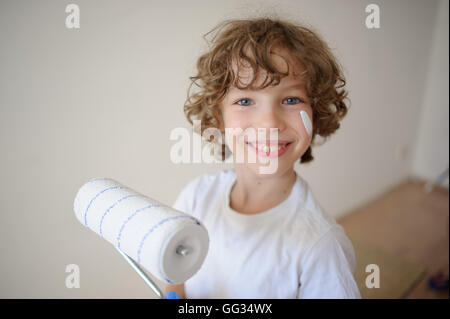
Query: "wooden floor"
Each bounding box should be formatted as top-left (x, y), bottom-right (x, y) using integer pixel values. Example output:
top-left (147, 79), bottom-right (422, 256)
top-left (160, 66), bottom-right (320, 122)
top-left (338, 178), bottom-right (449, 299)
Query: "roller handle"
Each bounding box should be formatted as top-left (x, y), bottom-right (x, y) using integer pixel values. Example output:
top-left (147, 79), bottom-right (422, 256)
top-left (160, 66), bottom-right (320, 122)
top-left (116, 246), bottom-right (185, 299)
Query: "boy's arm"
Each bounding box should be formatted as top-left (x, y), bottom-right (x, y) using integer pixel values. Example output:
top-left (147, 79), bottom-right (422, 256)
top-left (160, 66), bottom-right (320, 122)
top-left (164, 283), bottom-right (186, 299)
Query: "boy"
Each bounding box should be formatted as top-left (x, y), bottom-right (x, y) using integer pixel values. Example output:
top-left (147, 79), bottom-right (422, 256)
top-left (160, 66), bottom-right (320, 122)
top-left (166, 17), bottom-right (361, 298)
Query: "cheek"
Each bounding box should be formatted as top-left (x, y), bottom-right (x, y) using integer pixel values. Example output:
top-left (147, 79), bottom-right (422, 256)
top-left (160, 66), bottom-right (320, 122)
top-left (288, 110), bottom-right (313, 142)
top-left (222, 120), bottom-right (244, 152)
top-left (223, 108), bottom-right (247, 127)
top-left (299, 110), bottom-right (313, 137)
top-left (227, 116), bottom-right (249, 129)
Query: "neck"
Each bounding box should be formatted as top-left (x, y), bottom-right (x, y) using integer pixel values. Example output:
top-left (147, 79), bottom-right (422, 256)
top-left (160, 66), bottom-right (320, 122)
top-left (230, 166), bottom-right (297, 215)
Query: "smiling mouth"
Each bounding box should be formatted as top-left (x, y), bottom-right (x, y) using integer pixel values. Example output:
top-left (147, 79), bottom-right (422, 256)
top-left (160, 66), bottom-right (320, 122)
top-left (244, 141), bottom-right (293, 156)
top-left (245, 142), bottom-right (291, 152)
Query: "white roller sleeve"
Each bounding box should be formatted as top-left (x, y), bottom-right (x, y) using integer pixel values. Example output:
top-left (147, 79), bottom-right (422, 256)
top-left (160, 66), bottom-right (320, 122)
top-left (73, 178), bottom-right (209, 284)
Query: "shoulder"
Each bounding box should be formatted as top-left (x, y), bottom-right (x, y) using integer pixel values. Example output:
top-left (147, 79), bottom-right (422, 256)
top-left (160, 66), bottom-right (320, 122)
top-left (172, 169), bottom-right (235, 213)
top-left (299, 223), bottom-right (357, 279)
top-left (284, 175), bottom-right (356, 270)
top-left (182, 168), bottom-right (235, 194)
top-left (304, 224), bottom-right (354, 257)
top-left (282, 174), bottom-right (351, 257)
top-left (289, 175), bottom-right (340, 240)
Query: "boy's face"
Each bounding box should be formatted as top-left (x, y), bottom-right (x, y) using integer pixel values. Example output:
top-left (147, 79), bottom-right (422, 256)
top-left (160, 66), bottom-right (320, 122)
top-left (219, 47), bottom-right (313, 177)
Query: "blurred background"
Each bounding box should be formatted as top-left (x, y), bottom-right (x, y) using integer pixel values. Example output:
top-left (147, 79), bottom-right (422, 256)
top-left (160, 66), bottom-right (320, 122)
top-left (0, 0), bottom-right (448, 298)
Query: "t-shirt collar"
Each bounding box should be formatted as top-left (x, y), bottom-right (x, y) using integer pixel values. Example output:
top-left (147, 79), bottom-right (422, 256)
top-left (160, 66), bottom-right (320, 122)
top-left (222, 169), bottom-right (300, 227)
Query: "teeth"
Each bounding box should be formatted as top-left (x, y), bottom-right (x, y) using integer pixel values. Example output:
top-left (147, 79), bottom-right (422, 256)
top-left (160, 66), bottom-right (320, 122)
top-left (260, 144), bottom-right (286, 152)
top-left (248, 143), bottom-right (289, 153)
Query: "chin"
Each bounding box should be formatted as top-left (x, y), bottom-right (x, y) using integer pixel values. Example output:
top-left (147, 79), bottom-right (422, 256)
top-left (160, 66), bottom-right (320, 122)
top-left (242, 159), bottom-right (295, 178)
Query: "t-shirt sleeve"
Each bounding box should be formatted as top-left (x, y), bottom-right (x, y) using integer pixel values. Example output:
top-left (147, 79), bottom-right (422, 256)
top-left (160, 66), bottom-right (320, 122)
top-left (171, 177), bottom-right (200, 217)
top-left (298, 225), bottom-right (361, 299)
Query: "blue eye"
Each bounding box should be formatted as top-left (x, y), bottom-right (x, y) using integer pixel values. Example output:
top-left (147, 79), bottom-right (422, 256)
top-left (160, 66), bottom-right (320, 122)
top-left (284, 97), bottom-right (302, 105)
top-left (235, 97), bottom-right (303, 107)
top-left (236, 98), bottom-right (253, 107)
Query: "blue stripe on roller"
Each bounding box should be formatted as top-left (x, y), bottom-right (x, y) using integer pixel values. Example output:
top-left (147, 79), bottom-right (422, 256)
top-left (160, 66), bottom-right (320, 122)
top-left (116, 203), bottom-right (161, 249)
top-left (136, 215), bottom-right (199, 263)
top-left (83, 186), bottom-right (123, 227)
top-left (99, 194), bottom-right (143, 237)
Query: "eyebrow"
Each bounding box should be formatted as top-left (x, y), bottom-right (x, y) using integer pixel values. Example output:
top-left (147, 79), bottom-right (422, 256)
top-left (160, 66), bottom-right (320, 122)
top-left (229, 82), bottom-right (306, 93)
top-left (226, 81), bottom-right (310, 104)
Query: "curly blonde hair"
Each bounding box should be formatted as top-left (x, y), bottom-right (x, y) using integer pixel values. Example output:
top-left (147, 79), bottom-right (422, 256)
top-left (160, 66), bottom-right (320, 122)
top-left (184, 17), bottom-right (349, 163)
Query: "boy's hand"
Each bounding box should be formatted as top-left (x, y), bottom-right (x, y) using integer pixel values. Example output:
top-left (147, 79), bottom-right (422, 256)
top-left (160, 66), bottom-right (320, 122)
top-left (164, 283), bottom-right (185, 298)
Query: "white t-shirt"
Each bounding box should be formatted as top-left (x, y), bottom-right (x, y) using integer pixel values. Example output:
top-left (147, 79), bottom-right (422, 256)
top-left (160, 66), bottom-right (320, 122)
top-left (172, 168), bottom-right (361, 299)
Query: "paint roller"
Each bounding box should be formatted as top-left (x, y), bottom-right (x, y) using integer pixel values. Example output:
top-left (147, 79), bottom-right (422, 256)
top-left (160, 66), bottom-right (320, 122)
top-left (73, 177), bottom-right (209, 298)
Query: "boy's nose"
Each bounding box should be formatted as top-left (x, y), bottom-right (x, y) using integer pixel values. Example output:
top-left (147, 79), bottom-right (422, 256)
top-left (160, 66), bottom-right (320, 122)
top-left (254, 107), bottom-right (286, 132)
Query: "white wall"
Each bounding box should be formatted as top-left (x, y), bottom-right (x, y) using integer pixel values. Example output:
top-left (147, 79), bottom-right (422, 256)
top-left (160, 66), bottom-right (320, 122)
top-left (0, 0), bottom-right (446, 298)
top-left (411, 0), bottom-right (449, 188)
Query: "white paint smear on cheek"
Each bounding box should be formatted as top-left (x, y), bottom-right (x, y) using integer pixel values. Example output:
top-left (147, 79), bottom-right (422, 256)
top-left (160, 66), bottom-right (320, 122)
top-left (300, 110), bottom-right (312, 136)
